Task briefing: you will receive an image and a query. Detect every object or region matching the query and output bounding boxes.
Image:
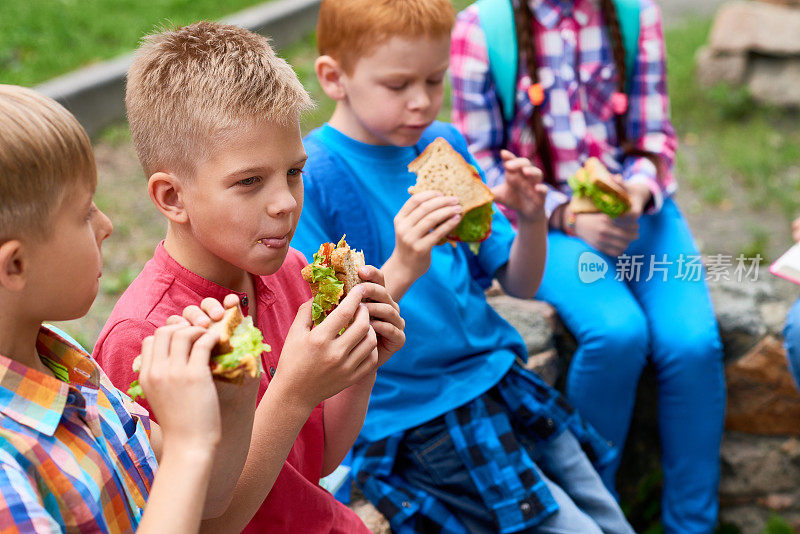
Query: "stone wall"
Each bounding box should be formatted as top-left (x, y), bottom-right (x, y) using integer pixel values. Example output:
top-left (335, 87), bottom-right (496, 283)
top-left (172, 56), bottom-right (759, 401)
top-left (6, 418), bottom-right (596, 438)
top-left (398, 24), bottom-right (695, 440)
top-left (350, 278), bottom-right (800, 533)
top-left (696, 1), bottom-right (800, 106)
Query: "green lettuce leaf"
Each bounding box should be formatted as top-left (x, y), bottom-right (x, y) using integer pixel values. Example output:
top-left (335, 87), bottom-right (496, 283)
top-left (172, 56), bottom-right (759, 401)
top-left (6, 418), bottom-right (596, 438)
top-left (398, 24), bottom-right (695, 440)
top-left (309, 251), bottom-right (344, 325)
top-left (212, 316), bottom-right (270, 370)
top-left (127, 380), bottom-right (144, 401)
top-left (448, 202), bottom-right (493, 254)
top-left (568, 171), bottom-right (629, 218)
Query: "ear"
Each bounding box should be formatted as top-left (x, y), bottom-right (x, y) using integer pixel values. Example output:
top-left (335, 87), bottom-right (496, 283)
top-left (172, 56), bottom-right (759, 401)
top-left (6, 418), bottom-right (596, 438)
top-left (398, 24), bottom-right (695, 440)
top-left (0, 240), bottom-right (27, 292)
top-left (148, 172), bottom-right (189, 224)
top-left (315, 55), bottom-right (347, 101)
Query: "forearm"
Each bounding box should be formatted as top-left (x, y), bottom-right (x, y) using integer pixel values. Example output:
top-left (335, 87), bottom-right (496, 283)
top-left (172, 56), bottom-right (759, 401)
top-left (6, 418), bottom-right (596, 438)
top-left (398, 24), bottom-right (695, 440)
top-left (201, 380), bottom-right (259, 518)
top-left (137, 448), bottom-right (214, 534)
top-left (199, 380), bottom-right (314, 533)
top-left (380, 254), bottom-right (419, 302)
top-left (497, 216), bottom-right (548, 298)
top-left (321, 370), bottom-right (376, 476)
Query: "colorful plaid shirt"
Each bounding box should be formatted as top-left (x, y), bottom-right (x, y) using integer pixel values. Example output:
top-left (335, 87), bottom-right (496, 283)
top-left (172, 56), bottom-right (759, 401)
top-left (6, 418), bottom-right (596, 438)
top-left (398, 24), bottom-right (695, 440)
top-left (351, 364), bottom-right (616, 533)
top-left (0, 326), bottom-right (157, 533)
top-left (451, 0), bottom-right (678, 217)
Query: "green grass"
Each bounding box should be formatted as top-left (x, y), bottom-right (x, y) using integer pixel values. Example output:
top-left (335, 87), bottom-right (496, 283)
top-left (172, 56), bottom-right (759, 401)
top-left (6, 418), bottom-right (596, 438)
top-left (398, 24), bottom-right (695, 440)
top-left (0, 0), bottom-right (276, 86)
top-left (666, 18), bottom-right (800, 221)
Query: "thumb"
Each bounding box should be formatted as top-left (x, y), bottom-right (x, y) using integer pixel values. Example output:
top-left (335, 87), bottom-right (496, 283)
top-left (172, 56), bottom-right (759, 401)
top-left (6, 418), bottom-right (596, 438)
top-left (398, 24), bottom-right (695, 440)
top-left (291, 299), bottom-right (315, 333)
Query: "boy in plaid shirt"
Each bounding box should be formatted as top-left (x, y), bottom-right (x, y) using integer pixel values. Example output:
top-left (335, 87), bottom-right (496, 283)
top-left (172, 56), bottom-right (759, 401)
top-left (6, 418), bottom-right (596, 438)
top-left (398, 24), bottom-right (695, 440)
top-left (0, 85), bottom-right (255, 532)
top-left (291, 1), bottom-right (635, 532)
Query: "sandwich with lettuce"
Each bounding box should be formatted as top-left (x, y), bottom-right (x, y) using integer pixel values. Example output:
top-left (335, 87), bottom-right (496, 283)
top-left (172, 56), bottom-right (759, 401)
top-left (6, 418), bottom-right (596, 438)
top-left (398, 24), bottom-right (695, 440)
top-left (567, 157), bottom-right (631, 218)
top-left (407, 137), bottom-right (494, 254)
top-left (127, 306), bottom-right (268, 400)
top-left (301, 236), bottom-right (366, 326)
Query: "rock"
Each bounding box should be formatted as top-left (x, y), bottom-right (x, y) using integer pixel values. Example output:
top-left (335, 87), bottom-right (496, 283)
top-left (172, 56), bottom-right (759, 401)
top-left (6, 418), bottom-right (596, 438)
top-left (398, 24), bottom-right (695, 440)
top-left (709, 1), bottom-right (800, 56)
top-left (748, 56), bottom-right (800, 106)
top-left (486, 295), bottom-right (559, 356)
top-left (709, 279), bottom-right (775, 360)
top-left (719, 432), bottom-right (800, 496)
top-left (725, 335), bottom-right (800, 435)
top-left (695, 46), bottom-right (748, 87)
top-left (351, 497), bottom-right (390, 534)
top-left (757, 493), bottom-right (796, 511)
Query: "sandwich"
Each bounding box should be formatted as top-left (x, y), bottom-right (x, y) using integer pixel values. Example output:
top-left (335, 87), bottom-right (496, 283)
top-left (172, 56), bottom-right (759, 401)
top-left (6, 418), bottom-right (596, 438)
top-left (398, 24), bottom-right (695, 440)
top-left (408, 137), bottom-right (494, 254)
top-left (127, 306), bottom-right (268, 400)
top-left (301, 236), bottom-right (366, 326)
top-left (567, 157), bottom-right (631, 218)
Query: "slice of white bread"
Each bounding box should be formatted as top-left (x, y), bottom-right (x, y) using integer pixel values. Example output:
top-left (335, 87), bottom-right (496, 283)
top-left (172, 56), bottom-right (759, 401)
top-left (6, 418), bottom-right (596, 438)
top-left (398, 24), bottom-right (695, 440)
top-left (408, 137), bottom-right (494, 212)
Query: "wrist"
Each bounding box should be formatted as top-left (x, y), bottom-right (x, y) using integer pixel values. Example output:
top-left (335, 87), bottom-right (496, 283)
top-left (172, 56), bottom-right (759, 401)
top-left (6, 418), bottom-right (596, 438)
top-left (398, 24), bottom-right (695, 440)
top-left (268, 372), bottom-right (320, 416)
top-left (160, 439), bottom-right (217, 467)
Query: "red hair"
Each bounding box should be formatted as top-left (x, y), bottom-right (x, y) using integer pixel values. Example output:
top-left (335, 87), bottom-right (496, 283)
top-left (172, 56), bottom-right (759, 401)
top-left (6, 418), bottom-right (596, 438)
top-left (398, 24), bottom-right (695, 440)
top-left (317, 0), bottom-right (456, 73)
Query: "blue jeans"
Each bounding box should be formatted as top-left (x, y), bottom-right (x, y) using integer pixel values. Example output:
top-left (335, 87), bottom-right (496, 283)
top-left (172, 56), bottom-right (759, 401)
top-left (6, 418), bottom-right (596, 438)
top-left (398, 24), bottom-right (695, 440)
top-left (399, 423), bottom-right (633, 534)
top-left (535, 198), bottom-right (726, 534)
top-left (784, 298), bottom-right (800, 389)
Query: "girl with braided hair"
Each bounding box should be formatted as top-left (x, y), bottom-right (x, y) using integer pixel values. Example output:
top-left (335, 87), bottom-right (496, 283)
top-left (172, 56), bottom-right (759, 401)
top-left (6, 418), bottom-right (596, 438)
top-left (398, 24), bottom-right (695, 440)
top-left (451, 1), bottom-right (725, 532)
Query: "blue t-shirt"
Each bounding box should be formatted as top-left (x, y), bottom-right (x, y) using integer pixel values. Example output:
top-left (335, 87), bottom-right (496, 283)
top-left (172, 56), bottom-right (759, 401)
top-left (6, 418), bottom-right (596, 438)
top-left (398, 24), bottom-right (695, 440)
top-left (292, 122), bottom-right (528, 441)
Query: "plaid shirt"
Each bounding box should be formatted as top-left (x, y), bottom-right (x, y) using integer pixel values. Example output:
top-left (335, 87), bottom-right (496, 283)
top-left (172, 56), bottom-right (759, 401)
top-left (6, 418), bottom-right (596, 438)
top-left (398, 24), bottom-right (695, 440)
top-left (0, 326), bottom-right (157, 533)
top-left (351, 364), bottom-right (616, 533)
top-left (451, 0), bottom-right (678, 217)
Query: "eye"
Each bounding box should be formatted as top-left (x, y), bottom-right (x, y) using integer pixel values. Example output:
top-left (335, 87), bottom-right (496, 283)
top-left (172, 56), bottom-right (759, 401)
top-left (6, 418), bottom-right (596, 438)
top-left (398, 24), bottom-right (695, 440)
top-left (238, 176), bottom-right (261, 187)
top-left (427, 76), bottom-right (445, 86)
top-left (386, 81), bottom-right (408, 91)
top-left (287, 168), bottom-right (303, 178)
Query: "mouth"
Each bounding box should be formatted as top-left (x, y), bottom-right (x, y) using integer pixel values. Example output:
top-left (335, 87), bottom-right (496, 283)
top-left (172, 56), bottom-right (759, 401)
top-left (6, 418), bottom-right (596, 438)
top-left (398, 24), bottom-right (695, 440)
top-left (256, 233), bottom-right (290, 249)
top-left (404, 124), bottom-right (429, 130)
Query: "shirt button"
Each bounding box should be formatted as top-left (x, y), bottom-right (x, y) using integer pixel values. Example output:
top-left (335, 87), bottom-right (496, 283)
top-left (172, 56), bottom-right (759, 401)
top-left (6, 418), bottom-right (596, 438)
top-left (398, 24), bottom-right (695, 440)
top-left (520, 501), bottom-right (531, 513)
top-left (241, 296), bottom-right (248, 307)
top-left (401, 501), bottom-right (411, 509)
top-left (546, 418), bottom-right (555, 428)
top-left (269, 366), bottom-right (276, 377)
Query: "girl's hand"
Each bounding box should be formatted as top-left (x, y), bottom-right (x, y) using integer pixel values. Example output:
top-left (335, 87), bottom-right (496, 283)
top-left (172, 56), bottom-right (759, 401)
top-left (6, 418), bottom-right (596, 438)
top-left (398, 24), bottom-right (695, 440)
top-left (574, 209), bottom-right (639, 258)
top-left (792, 217), bottom-right (800, 243)
top-left (492, 150), bottom-right (548, 223)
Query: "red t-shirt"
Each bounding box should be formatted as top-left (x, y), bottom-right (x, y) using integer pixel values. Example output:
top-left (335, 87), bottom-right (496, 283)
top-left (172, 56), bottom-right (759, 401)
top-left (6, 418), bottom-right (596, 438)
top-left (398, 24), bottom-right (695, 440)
top-left (93, 242), bottom-right (368, 533)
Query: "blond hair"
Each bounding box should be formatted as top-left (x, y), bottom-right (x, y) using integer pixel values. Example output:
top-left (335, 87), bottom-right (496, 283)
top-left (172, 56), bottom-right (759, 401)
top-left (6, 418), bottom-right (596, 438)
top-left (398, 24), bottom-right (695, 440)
top-left (125, 21), bottom-right (313, 178)
top-left (317, 0), bottom-right (456, 73)
top-left (0, 85), bottom-right (96, 242)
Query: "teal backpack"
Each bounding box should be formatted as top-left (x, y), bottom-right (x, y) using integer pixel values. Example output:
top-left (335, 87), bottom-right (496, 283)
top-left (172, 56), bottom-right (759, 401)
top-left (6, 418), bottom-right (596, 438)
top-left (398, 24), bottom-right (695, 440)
top-left (476, 0), bottom-right (641, 124)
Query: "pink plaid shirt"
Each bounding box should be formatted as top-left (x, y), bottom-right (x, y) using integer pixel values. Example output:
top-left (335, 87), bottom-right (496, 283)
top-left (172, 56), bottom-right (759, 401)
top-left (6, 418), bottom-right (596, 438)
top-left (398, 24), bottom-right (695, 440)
top-left (451, 0), bottom-right (678, 217)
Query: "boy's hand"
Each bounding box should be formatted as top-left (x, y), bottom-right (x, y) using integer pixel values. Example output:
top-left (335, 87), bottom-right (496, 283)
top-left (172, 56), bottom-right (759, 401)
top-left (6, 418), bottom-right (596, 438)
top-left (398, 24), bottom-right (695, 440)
top-left (276, 287), bottom-right (379, 411)
top-left (356, 265), bottom-right (405, 366)
top-left (390, 191), bottom-right (463, 281)
top-left (138, 324), bottom-right (222, 455)
top-left (492, 150), bottom-right (548, 223)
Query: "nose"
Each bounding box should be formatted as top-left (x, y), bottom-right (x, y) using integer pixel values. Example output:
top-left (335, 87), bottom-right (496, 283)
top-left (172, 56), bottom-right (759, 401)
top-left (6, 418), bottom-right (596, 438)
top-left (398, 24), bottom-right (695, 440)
top-left (408, 85), bottom-right (431, 111)
top-left (267, 181), bottom-right (299, 218)
top-left (95, 208), bottom-right (113, 243)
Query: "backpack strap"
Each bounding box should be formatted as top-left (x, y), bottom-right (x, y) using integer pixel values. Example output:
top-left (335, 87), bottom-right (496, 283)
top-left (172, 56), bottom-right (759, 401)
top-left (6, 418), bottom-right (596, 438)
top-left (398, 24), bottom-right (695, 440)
top-left (302, 133), bottom-right (382, 265)
top-left (477, 0), bottom-right (640, 120)
top-left (612, 0), bottom-right (641, 95)
top-left (476, 0), bottom-right (518, 125)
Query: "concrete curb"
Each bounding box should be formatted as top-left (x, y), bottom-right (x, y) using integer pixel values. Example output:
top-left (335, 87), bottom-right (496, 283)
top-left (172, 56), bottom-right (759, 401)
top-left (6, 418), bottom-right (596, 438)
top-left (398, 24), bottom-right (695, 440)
top-left (34, 0), bottom-right (321, 137)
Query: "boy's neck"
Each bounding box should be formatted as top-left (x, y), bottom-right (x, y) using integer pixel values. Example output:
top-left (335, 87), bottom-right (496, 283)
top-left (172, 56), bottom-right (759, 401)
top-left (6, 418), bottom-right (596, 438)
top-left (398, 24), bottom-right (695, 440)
top-left (329, 103), bottom-right (386, 146)
top-left (0, 303), bottom-right (57, 377)
top-left (163, 225), bottom-right (252, 295)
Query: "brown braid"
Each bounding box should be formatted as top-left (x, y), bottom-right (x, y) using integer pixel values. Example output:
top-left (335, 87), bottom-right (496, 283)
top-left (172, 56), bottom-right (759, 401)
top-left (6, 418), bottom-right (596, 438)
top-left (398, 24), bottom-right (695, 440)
top-left (513, 0), bottom-right (558, 186)
top-left (513, 0), bottom-right (662, 182)
top-left (600, 0), bottom-right (628, 146)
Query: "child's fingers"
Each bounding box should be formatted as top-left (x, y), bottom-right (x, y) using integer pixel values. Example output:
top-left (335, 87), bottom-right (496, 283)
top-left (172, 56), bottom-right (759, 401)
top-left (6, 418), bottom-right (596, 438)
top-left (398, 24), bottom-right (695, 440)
top-left (222, 294), bottom-right (240, 309)
top-left (168, 326), bottom-right (206, 368)
top-left (181, 305), bottom-right (212, 327)
top-left (413, 204), bottom-right (462, 238)
top-left (151, 324), bottom-right (186, 365)
top-left (357, 265), bottom-right (385, 287)
top-left (521, 165), bottom-right (543, 184)
top-left (291, 300), bottom-right (315, 334)
top-left (535, 184), bottom-right (549, 195)
top-left (165, 314), bottom-right (190, 326)
top-left (187, 330), bottom-right (221, 371)
top-left (397, 190), bottom-right (442, 219)
top-left (320, 286), bottom-right (365, 335)
top-left (403, 195), bottom-right (460, 229)
top-left (360, 282), bottom-right (401, 314)
top-left (421, 212), bottom-right (462, 249)
top-left (500, 149), bottom-right (518, 161)
top-left (347, 326), bottom-right (379, 373)
top-left (503, 157), bottom-right (532, 173)
top-left (364, 301), bottom-right (404, 329)
top-left (199, 297), bottom-right (226, 322)
top-left (332, 301), bottom-right (372, 349)
top-left (139, 336), bottom-right (155, 377)
top-left (371, 318), bottom-right (405, 346)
